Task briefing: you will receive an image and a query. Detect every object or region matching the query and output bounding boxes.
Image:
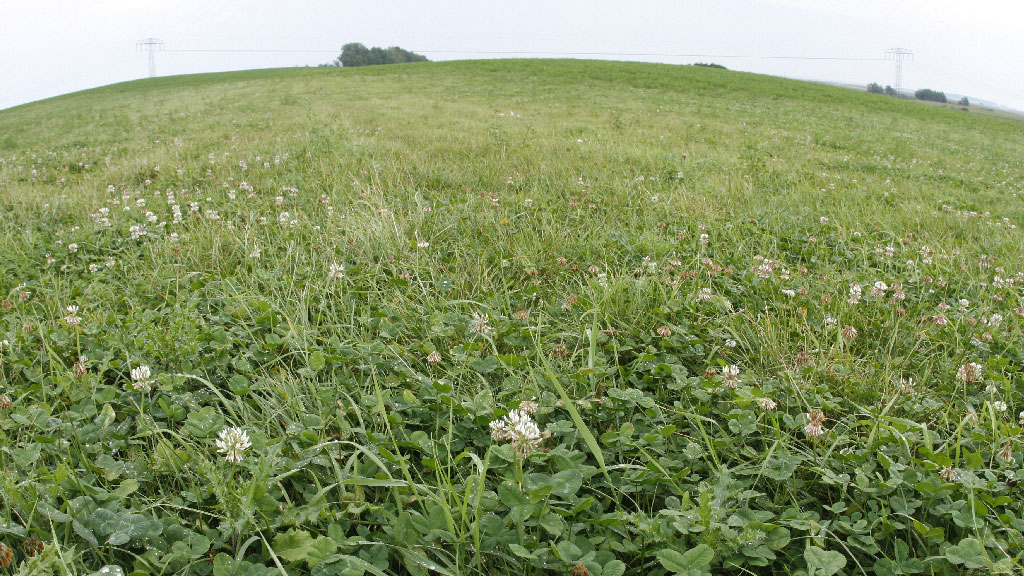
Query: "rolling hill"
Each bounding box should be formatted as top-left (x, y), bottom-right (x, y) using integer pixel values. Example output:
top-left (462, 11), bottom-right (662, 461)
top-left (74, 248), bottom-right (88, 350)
top-left (1, 60), bottom-right (1023, 575)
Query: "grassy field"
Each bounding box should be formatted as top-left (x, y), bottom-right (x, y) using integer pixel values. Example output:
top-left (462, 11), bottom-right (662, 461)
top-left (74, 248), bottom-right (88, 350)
top-left (1, 59), bottom-right (1023, 575)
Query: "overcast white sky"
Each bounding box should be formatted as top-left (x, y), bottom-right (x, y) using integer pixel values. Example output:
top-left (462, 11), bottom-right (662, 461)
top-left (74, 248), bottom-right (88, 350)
top-left (2, 0), bottom-right (1023, 112)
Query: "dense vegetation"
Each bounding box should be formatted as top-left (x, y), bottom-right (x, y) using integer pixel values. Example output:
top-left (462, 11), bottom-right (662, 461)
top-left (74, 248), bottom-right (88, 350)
top-left (915, 88), bottom-right (948, 104)
top-left (1, 59), bottom-right (1023, 575)
top-left (322, 43), bottom-right (428, 68)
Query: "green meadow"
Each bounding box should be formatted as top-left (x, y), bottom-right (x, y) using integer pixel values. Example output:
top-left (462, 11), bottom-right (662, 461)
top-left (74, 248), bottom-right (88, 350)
top-left (0, 59), bottom-right (1023, 575)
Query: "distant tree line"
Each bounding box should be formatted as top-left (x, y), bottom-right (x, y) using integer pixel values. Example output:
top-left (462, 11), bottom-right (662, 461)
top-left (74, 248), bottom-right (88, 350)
top-left (322, 43), bottom-right (428, 68)
top-left (692, 62), bottom-right (727, 70)
top-left (867, 82), bottom-right (969, 106)
top-left (914, 88), bottom-right (947, 103)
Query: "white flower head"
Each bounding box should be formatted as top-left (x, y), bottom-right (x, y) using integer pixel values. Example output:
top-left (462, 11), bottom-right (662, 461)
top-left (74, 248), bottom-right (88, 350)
top-left (128, 365), bottom-right (154, 392)
top-left (216, 427), bottom-right (252, 463)
top-left (721, 365), bottom-right (741, 388)
top-left (956, 362), bottom-right (984, 384)
top-left (848, 283), bottom-right (862, 305)
top-left (471, 312), bottom-right (492, 335)
top-left (489, 409), bottom-right (543, 455)
top-left (63, 305), bottom-right (82, 326)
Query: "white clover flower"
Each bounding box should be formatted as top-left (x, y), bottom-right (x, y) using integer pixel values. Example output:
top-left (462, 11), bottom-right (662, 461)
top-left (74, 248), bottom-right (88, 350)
top-left (804, 409), bottom-right (826, 438)
top-left (848, 283), bottom-right (862, 305)
top-left (722, 365), bottom-right (741, 388)
top-left (489, 419), bottom-right (507, 440)
top-left (129, 224), bottom-right (147, 239)
top-left (129, 365), bottom-right (154, 392)
top-left (871, 281), bottom-right (888, 297)
top-left (696, 287), bottom-right (713, 302)
top-left (216, 427), bottom-right (252, 463)
top-left (804, 421), bottom-right (825, 438)
top-left (781, 289), bottom-right (796, 297)
top-left (998, 440), bottom-right (1014, 463)
top-left (939, 466), bottom-right (958, 482)
top-left (519, 398), bottom-right (538, 414)
top-left (758, 397), bottom-right (777, 411)
top-left (956, 362), bottom-right (984, 384)
top-left (489, 409), bottom-right (543, 456)
top-left (63, 305), bottom-right (81, 326)
top-left (994, 400), bottom-right (1008, 412)
top-left (471, 312), bottom-right (492, 335)
top-left (67, 243), bottom-right (78, 253)
top-left (329, 263), bottom-right (345, 280)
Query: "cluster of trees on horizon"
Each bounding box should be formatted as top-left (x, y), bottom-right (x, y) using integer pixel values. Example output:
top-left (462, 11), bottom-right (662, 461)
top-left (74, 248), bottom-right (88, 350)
top-left (321, 43), bottom-right (428, 68)
top-left (867, 82), bottom-right (969, 106)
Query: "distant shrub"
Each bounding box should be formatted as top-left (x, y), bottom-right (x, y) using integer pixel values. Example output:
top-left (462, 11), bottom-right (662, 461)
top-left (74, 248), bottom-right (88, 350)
top-left (915, 88), bottom-right (947, 103)
top-left (958, 96), bottom-right (970, 106)
top-left (693, 62), bottom-right (727, 70)
top-left (867, 82), bottom-right (884, 94)
top-left (883, 85), bottom-right (897, 97)
top-left (325, 43), bottom-right (428, 68)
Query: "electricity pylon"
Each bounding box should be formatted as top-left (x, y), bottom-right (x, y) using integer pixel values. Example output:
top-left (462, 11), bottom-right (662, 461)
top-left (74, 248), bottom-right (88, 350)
top-left (137, 38), bottom-right (165, 78)
top-left (885, 48), bottom-right (913, 96)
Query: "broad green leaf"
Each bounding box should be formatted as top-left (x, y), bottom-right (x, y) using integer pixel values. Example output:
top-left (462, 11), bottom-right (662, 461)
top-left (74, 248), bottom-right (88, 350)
top-left (308, 351), bottom-right (326, 372)
top-left (539, 512), bottom-right (566, 536)
top-left (658, 544), bottom-right (714, 573)
top-left (273, 528), bottom-right (338, 566)
top-left (604, 559), bottom-right (627, 576)
top-left (805, 546), bottom-right (846, 576)
top-left (508, 543), bottom-right (536, 559)
top-left (945, 538), bottom-right (989, 570)
top-left (681, 545), bottom-right (714, 569)
top-left (550, 469), bottom-right (583, 498)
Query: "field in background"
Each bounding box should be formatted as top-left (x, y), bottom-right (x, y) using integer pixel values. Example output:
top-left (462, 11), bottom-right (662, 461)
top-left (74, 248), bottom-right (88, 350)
top-left (1, 59), bottom-right (1023, 575)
